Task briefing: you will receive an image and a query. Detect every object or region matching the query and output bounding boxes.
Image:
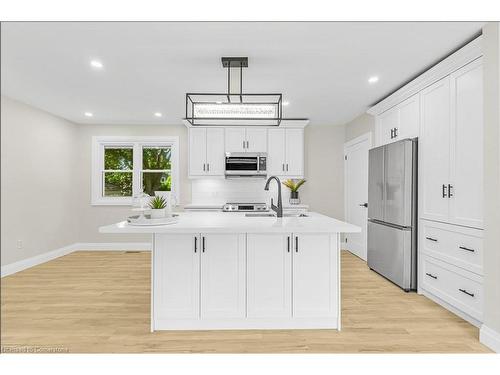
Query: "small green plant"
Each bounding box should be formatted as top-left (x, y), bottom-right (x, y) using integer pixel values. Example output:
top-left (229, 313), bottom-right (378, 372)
top-left (149, 195), bottom-right (167, 209)
top-left (282, 179), bottom-right (306, 192)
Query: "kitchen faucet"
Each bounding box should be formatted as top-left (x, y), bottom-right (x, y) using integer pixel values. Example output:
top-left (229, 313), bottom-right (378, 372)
top-left (264, 176), bottom-right (283, 218)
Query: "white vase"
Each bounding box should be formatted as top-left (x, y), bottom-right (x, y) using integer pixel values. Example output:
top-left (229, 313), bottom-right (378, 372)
top-left (150, 208), bottom-right (165, 219)
top-left (155, 191), bottom-right (172, 214)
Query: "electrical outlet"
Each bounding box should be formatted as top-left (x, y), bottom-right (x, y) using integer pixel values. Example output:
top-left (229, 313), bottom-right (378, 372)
top-left (16, 240), bottom-right (23, 250)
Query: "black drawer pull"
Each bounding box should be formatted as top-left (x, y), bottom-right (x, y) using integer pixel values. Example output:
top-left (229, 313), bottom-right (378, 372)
top-left (425, 272), bottom-right (438, 280)
top-left (459, 246), bottom-right (475, 253)
top-left (459, 288), bottom-right (475, 297)
top-left (426, 237), bottom-right (438, 242)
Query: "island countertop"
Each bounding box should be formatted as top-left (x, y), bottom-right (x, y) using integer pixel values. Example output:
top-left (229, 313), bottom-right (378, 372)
top-left (99, 211), bottom-right (360, 234)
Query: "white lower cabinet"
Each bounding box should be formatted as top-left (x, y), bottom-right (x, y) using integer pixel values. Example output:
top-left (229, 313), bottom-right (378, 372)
top-left (153, 234), bottom-right (200, 320)
top-left (292, 233), bottom-right (338, 318)
top-left (200, 233), bottom-right (246, 319)
top-left (247, 233), bottom-right (292, 318)
top-left (154, 232), bottom-right (340, 330)
top-left (419, 219), bottom-right (484, 325)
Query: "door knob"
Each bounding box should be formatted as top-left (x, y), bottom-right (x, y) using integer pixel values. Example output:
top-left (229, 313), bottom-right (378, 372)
top-left (359, 203), bottom-right (368, 208)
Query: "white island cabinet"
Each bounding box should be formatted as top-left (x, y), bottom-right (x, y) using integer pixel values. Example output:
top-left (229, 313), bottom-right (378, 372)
top-left (100, 212), bottom-right (359, 331)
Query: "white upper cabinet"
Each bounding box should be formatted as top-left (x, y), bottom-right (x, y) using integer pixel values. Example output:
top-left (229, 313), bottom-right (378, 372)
top-left (189, 128), bottom-right (225, 178)
top-left (376, 94), bottom-right (420, 146)
top-left (245, 128), bottom-right (268, 152)
top-left (420, 77), bottom-right (451, 223)
top-left (225, 128), bottom-right (246, 152)
top-left (267, 128), bottom-right (304, 177)
top-left (420, 58), bottom-right (483, 229)
top-left (200, 233), bottom-right (246, 319)
top-left (448, 58), bottom-right (483, 229)
top-left (225, 128), bottom-right (267, 153)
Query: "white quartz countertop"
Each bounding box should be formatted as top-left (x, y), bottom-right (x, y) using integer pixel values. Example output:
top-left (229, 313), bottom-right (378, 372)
top-left (99, 211), bottom-right (360, 234)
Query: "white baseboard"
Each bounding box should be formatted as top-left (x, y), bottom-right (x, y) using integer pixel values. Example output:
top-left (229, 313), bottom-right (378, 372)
top-left (1, 243), bottom-right (77, 277)
top-left (1, 242), bottom-right (151, 278)
top-left (73, 242), bottom-right (151, 251)
top-left (480, 325), bottom-right (500, 353)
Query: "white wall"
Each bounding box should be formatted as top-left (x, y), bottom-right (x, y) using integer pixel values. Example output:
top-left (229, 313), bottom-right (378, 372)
top-left (301, 125), bottom-right (346, 219)
top-left (1, 96), bottom-right (79, 266)
top-left (75, 123), bottom-right (190, 244)
top-left (482, 22), bottom-right (500, 340)
top-left (345, 113), bottom-right (375, 143)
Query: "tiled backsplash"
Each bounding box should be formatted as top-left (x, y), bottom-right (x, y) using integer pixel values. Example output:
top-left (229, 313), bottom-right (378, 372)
top-left (191, 178), bottom-right (292, 205)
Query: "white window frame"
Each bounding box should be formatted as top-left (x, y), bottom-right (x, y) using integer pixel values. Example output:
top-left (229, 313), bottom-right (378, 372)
top-left (92, 136), bottom-right (180, 205)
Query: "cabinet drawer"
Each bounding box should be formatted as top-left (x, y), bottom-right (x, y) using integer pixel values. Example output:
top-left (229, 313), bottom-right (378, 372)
top-left (421, 255), bottom-right (483, 321)
top-left (420, 220), bottom-right (483, 275)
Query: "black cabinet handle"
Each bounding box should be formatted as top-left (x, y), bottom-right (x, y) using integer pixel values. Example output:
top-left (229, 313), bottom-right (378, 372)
top-left (442, 184), bottom-right (448, 198)
top-left (426, 272), bottom-right (438, 280)
top-left (295, 236), bottom-right (299, 253)
top-left (202, 236), bottom-right (205, 253)
top-left (359, 203), bottom-right (368, 208)
top-left (459, 246), bottom-right (475, 253)
top-left (203, 163), bottom-right (206, 172)
top-left (390, 128), bottom-right (394, 139)
top-left (426, 237), bottom-right (438, 242)
top-left (459, 288), bottom-right (474, 297)
top-left (394, 127), bottom-right (398, 137)
top-left (194, 236), bottom-right (197, 253)
top-left (287, 236), bottom-right (290, 253)
top-left (448, 184), bottom-right (453, 198)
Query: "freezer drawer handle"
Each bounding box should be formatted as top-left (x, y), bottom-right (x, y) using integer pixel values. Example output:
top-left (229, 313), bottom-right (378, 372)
top-left (425, 237), bottom-right (438, 242)
top-left (425, 272), bottom-right (438, 280)
top-left (459, 246), bottom-right (475, 253)
top-left (459, 288), bottom-right (475, 297)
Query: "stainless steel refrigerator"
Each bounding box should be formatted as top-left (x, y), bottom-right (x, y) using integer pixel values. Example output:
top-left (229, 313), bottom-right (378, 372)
top-left (367, 138), bottom-right (417, 292)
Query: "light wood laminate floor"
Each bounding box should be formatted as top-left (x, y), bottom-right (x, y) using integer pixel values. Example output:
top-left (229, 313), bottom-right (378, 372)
top-left (1, 251), bottom-right (491, 353)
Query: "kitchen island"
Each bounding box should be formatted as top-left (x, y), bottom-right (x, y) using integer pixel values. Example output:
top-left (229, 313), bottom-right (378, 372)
top-left (99, 211), bottom-right (360, 331)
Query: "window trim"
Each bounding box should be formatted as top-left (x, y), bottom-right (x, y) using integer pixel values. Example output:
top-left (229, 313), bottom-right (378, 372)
top-left (91, 136), bottom-right (180, 206)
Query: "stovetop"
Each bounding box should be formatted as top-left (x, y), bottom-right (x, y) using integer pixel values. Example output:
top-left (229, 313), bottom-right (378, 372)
top-left (222, 202), bottom-right (269, 212)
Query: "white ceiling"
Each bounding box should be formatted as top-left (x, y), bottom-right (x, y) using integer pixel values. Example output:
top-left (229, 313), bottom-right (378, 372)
top-left (1, 22), bottom-right (484, 126)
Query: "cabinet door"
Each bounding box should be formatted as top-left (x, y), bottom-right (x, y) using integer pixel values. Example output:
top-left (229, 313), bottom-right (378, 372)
top-left (449, 59), bottom-right (483, 229)
top-left (189, 128), bottom-right (207, 176)
top-left (285, 128), bottom-right (304, 176)
top-left (246, 128), bottom-right (268, 152)
top-left (153, 234), bottom-right (200, 319)
top-left (420, 77), bottom-right (451, 223)
top-left (377, 106), bottom-right (399, 146)
top-left (398, 94), bottom-right (420, 139)
top-left (200, 233), bottom-right (246, 319)
top-left (225, 128), bottom-right (246, 153)
top-left (247, 233), bottom-right (291, 318)
top-left (205, 128), bottom-right (225, 176)
top-left (267, 128), bottom-right (286, 175)
top-left (292, 233), bottom-right (338, 318)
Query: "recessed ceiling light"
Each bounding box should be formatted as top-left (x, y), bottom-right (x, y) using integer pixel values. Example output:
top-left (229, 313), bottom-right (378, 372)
top-left (90, 60), bottom-right (104, 69)
top-left (154, 112), bottom-right (163, 118)
top-left (368, 76), bottom-right (379, 84)
top-left (84, 112), bottom-right (93, 117)
top-left (283, 101), bottom-right (290, 106)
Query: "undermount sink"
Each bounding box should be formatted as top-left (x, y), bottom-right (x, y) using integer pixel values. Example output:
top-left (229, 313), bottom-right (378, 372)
top-left (245, 213), bottom-right (309, 218)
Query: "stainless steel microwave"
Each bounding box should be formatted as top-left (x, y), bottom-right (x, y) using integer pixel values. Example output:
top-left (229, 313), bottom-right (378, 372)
top-left (225, 152), bottom-right (267, 178)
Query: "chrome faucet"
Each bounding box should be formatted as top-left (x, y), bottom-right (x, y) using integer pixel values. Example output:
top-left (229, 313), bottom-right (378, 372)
top-left (264, 176), bottom-right (283, 218)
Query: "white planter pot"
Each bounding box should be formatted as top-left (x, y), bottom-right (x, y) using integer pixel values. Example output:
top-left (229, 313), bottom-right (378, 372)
top-left (150, 208), bottom-right (165, 219)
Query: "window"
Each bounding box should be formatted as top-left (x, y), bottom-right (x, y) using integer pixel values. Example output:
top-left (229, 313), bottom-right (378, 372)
top-left (92, 136), bottom-right (179, 205)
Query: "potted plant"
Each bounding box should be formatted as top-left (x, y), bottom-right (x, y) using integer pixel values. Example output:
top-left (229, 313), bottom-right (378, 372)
top-left (149, 195), bottom-right (167, 219)
top-left (282, 179), bottom-right (306, 205)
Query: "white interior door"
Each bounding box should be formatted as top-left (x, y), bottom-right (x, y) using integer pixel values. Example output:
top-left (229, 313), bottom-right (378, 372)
top-left (344, 134), bottom-right (371, 261)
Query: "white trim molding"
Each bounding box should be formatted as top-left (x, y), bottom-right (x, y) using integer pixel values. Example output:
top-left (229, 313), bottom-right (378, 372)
top-left (1, 242), bottom-right (152, 278)
top-left (480, 325), bottom-right (500, 353)
top-left (91, 136), bottom-right (180, 206)
top-left (367, 36), bottom-right (483, 116)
